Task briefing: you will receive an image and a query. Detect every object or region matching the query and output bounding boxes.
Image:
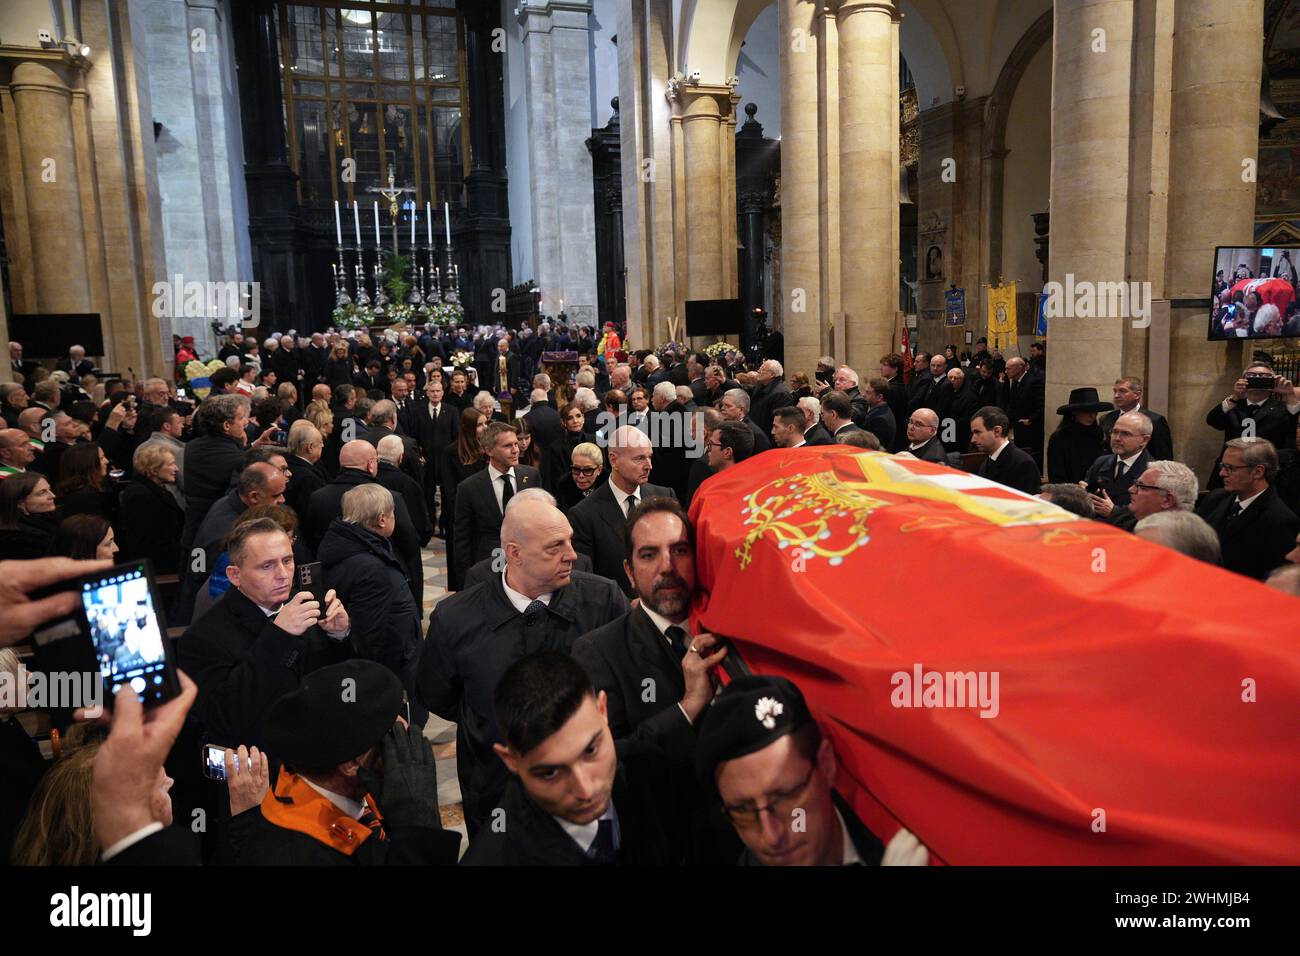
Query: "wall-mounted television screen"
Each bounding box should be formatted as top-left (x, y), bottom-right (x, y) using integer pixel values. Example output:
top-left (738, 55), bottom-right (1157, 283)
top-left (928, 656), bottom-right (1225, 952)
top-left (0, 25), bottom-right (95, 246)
top-left (1208, 246), bottom-right (1300, 340)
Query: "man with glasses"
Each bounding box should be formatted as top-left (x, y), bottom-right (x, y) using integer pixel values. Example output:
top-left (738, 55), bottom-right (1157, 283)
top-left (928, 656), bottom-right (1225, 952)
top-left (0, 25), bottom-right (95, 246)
top-left (1195, 437), bottom-right (1300, 580)
top-left (1080, 411), bottom-right (1152, 521)
top-left (1128, 460), bottom-right (1198, 526)
top-left (899, 407), bottom-right (946, 463)
top-left (696, 674), bottom-right (930, 866)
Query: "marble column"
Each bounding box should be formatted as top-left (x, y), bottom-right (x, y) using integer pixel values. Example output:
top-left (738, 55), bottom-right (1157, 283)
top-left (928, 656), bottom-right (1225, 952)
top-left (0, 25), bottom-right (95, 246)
top-left (779, 0), bottom-right (823, 379)
top-left (837, 0), bottom-right (898, 373)
top-left (1165, 0), bottom-right (1263, 477)
top-left (518, 1), bottom-right (599, 325)
top-left (9, 61), bottom-right (91, 315)
top-left (681, 89), bottom-right (726, 304)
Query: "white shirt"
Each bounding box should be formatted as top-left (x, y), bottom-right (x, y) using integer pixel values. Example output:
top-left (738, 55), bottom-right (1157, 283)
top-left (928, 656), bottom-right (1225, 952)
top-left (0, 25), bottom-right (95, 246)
top-left (554, 802), bottom-right (619, 855)
top-left (303, 777), bottom-right (366, 819)
top-left (1115, 451), bottom-right (1143, 475)
top-left (987, 438), bottom-right (1009, 461)
top-left (609, 481), bottom-right (642, 516)
top-left (488, 462), bottom-right (517, 513)
top-left (427, 401), bottom-right (442, 419)
top-left (792, 440), bottom-right (807, 449)
top-left (501, 570), bottom-right (553, 614)
top-left (1234, 489), bottom-right (1266, 512)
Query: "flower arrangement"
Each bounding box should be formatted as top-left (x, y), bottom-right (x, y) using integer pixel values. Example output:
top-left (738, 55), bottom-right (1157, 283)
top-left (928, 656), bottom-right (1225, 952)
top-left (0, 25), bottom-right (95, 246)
top-left (332, 302), bottom-right (374, 331)
top-left (431, 301), bottom-right (464, 327)
top-left (704, 341), bottom-right (738, 364)
top-left (182, 358), bottom-right (229, 399)
top-left (450, 349), bottom-right (474, 372)
top-left (655, 340), bottom-right (683, 362)
top-left (384, 302), bottom-right (417, 325)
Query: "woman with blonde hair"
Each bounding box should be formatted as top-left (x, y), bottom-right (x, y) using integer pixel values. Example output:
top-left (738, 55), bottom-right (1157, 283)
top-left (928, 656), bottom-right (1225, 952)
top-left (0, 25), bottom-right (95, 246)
top-left (555, 441), bottom-right (605, 513)
top-left (117, 442), bottom-right (184, 572)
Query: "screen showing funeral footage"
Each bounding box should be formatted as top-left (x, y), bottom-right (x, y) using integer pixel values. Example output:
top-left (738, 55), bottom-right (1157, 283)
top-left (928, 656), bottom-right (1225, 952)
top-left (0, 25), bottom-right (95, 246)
top-left (1209, 246), bottom-right (1300, 340)
top-left (82, 567), bottom-right (167, 697)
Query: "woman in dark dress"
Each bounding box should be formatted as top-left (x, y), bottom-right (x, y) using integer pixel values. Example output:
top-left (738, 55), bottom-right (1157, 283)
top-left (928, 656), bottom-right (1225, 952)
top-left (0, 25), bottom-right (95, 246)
top-left (117, 443), bottom-right (185, 573)
top-left (325, 342), bottom-right (355, 388)
top-left (1047, 388), bottom-right (1114, 485)
top-left (54, 443), bottom-right (117, 523)
top-left (441, 408), bottom-right (488, 591)
top-left (542, 402), bottom-right (595, 494)
top-left (555, 442), bottom-right (605, 514)
top-left (0, 473), bottom-right (59, 560)
top-left (50, 513), bottom-right (119, 561)
top-left (515, 415), bottom-right (544, 471)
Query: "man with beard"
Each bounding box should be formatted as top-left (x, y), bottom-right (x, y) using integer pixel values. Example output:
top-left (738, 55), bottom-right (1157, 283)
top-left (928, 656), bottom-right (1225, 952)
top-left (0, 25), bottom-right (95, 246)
top-left (572, 498), bottom-right (727, 747)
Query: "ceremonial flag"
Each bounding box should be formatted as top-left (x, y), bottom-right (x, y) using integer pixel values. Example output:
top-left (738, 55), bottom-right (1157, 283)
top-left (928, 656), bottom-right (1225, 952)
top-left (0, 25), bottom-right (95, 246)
top-left (987, 281), bottom-right (1017, 351)
top-left (689, 446), bottom-right (1300, 865)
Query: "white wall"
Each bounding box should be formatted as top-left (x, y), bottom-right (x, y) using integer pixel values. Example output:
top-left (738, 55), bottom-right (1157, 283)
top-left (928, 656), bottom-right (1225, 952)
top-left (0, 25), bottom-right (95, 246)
top-left (502, 0), bottom-right (534, 285)
top-left (900, 0), bottom-right (953, 109)
top-left (589, 0), bottom-right (619, 129)
top-left (1000, 41), bottom-right (1051, 293)
top-left (735, 1), bottom-right (780, 137)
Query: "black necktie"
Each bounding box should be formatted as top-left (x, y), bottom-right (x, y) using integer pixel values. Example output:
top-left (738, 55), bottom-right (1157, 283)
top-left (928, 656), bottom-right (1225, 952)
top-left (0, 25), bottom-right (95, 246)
top-left (588, 818), bottom-right (618, 865)
top-left (523, 598), bottom-right (546, 625)
top-left (1227, 500), bottom-right (1243, 522)
top-left (665, 625), bottom-right (689, 662)
top-left (625, 494), bottom-right (638, 517)
top-left (1115, 461), bottom-right (1127, 479)
top-left (500, 473), bottom-right (514, 511)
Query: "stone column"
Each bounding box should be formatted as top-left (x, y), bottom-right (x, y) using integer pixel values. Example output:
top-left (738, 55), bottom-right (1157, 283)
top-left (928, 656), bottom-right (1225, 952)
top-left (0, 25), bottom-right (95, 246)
top-left (682, 90), bottom-right (725, 304)
top-left (1165, 0), bottom-right (1263, 477)
top-left (837, 0), bottom-right (897, 372)
top-left (779, 0), bottom-right (823, 378)
top-left (518, 1), bottom-right (600, 325)
top-left (9, 61), bottom-right (92, 316)
top-left (1046, 0), bottom-right (1137, 425)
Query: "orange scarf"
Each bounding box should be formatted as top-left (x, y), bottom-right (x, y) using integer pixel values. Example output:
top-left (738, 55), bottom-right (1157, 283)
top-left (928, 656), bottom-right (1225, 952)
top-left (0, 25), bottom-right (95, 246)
top-left (260, 771), bottom-right (384, 857)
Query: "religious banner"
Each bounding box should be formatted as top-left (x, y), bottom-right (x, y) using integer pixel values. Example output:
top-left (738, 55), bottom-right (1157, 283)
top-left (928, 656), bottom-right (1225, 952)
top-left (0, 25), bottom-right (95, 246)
top-left (944, 287), bottom-right (966, 327)
top-left (689, 446), bottom-right (1300, 865)
top-left (1035, 291), bottom-right (1049, 336)
top-left (986, 281), bottom-right (1017, 350)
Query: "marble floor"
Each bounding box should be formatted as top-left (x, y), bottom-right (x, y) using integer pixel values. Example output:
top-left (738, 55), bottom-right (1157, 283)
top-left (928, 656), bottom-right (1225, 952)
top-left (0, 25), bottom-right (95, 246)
top-left (418, 537), bottom-right (467, 850)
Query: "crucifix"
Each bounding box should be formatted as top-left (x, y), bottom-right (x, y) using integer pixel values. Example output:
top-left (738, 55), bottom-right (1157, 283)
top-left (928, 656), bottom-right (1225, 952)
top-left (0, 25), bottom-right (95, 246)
top-left (366, 165), bottom-right (414, 257)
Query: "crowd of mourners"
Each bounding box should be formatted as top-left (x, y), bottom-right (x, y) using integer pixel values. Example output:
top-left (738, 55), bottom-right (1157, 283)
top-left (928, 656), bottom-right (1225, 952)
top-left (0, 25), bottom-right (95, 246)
top-left (1, 322), bottom-right (1296, 867)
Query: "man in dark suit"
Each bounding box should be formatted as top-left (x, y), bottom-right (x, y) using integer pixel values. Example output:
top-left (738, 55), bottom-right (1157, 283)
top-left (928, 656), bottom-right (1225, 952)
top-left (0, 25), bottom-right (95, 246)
top-left (1196, 437), bottom-right (1300, 580)
top-left (1101, 376), bottom-right (1174, 462)
top-left (569, 425), bottom-right (674, 595)
top-left (898, 407), bottom-right (947, 463)
top-left (461, 652), bottom-right (688, 865)
top-left (832, 367), bottom-right (870, 427)
top-left (411, 377), bottom-right (459, 528)
top-left (908, 354), bottom-right (952, 420)
top-left (748, 360), bottom-right (796, 435)
top-left (523, 388), bottom-right (564, 456)
top-left (389, 378), bottom-right (417, 436)
top-left (572, 497), bottom-right (727, 748)
top-left (56, 345), bottom-right (95, 381)
top-left (418, 495), bottom-right (628, 835)
top-left (861, 378), bottom-right (897, 451)
top-left (301, 333), bottom-right (329, 385)
top-left (973, 406), bottom-right (1040, 495)
top-left (647, 383), bottom-right (692, 503)
top-left (878, 353), bottom-right (911, 451)
top-left (686, 352), bottom-right (710, 406)
top-left (375, 434), bottom-right (434, 546)
top-left (452, 421), bottom-right (541, 586)
top-left (1080, 410), bottom-right (1153, 519)
top-left (303, 440), bottom-right (423, 613)
top-left (177, 518), bottom-right (353, 751)
top-left (361, 400), bottom-right (423, 487)
top-left (1204, 365), bottom-right (1299, 488)
top-left (284, 420), bottom-right (328, 517)
top-left (718, 387), bottom-right (772, 453)
top-left (354, 360), bottom-right (390, 397)
top-left (819, 391), bottom-right (863, 442)
top-left (797, 397), bottom-right (834, 446)
top-left (1000, 357), bottom-right (1046, 468)
top-left (8, 341), bottom-right (37, 383)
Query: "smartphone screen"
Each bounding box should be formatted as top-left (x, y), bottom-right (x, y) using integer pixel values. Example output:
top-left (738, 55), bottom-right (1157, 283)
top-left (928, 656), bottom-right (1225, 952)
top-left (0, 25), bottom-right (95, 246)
top-left (203, 743), bottom-right (235, 782)
top-left (82, 563), bottom-right (178, 705)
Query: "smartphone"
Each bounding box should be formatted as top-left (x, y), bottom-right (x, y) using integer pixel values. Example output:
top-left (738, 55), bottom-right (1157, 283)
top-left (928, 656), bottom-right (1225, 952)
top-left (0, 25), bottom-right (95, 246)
top-left (30, 560), bottom-right (180, 711)
top-left (273, 429), bottom-right (287, 443)
top-left (296, 561), bottom-right (327, 607)
top-left (1244, 373), bottom-right (1276, 391)
top-left (176, 387), bottom-right (187, 398)
top-left (203, 743), bottom-right (237, 782)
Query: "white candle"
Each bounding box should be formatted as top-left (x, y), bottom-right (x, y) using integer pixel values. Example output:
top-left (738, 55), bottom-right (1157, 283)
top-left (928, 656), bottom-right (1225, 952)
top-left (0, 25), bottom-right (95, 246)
top-left (411, 205), bottom-right (416, 246)
top-left (373, 202), bottom-right (380, 245)
top-left (426, 201), bottom-right (432, 245)
top-left (444, 201), bottom-right (451, 245)
top-left (334, 201), bottom-right (342, 245)
top-left (331, 262), bottom-right (337, 277)
top-left (353, 201), bottom-right (361, 245)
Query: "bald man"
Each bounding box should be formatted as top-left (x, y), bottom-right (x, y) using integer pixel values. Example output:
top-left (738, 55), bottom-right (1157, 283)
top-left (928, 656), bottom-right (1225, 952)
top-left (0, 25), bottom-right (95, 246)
top-left (568, 425), bottom-right (676, 597)
top-left (417, 492), bottom-right (629, 836)
top-left (900, 407), bottom-right (946, 463)
top-left (304, 438), bottom-right (425, 614)
top-left (0, 428), bottom-right (35, 478)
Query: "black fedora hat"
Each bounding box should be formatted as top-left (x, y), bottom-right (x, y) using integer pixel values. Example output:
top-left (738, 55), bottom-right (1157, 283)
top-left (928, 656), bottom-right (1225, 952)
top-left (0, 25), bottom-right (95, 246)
top-left (1056, 387), bottom-right (1114, 415)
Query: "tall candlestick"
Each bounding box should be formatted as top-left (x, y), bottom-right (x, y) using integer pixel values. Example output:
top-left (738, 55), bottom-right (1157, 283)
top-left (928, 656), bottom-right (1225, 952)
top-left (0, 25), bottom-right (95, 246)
top-left (334, 201), bottom-right (342, 245)
top-left (373, 202), bottom-right (380, 246)
top-left (426, 201), bottom-right (432, 245)
top-left (353, 201), bottom-right (361, 246)
top-left (411, 204), bottom-right (416, 246)
top-left (444, 201), bottom-right (450, 245)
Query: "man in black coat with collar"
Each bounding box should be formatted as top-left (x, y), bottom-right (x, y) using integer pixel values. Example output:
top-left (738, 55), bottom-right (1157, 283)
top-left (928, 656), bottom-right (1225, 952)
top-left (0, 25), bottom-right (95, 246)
top-left (861, 378), bottom-right (897, 451)
top-left (462, 652), bottom-right (689, 865)
top-left (284, 421), bottom-right (328, 518)
top-left (522, 388), bottom-right (564, 456)
top-left (1195, 437), bottom-right (1300, 580)
top-left (973, 406), bottom-right (1041, 495)
top-left (647, 390), bottom-right (693, 503)
top-left (375, 436), bottom-right (434, 547)
top-left (1100, 375), bottom-right (1173, 462)
top-left (569, 426), bottom-right (674, 595)
top-left (1080, 410), bottom-right (1153, 515)
top-left (418, 496), bottom-right (628, 835)
top-left (999, 356), bottom-right (1046, 468)
top-left (303, 440), bottom-right (423, 613)
top-left (819, 391), bottom-right (863, 443)
top-left (361, 400), bottom-right (423, 487)
top-left (878, 353), bottom-right (911, 450)
top-left (898, 408), bottom-right (947, 463)
top-left (410, 377), bottom-right (459, 525)
top-left (908, 354), bottom-right (952, 419)
top-left (452, 421), bottom-right (541, 587)
top-left (1203, 366), bottom-right (1299, 488)
top-left (177, 519), bottom-right (353, 751)
top-left (748, 360), bottom-right (796, 435)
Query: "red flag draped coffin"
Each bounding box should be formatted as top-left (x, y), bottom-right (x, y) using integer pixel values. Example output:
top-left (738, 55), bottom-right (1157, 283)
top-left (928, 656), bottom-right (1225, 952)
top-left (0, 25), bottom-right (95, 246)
top-left (688, 446), bottom-right (1300, 864)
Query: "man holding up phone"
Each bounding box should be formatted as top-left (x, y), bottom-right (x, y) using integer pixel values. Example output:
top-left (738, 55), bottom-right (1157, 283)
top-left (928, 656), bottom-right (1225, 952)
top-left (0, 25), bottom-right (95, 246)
top-left (1205, 363), bottom-right (1300, 488)
top-left (179, 518), bottom-right (352, 751)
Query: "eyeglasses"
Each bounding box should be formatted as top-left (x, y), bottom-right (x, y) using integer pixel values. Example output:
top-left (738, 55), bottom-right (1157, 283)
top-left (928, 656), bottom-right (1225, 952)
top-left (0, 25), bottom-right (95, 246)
top-left (1130, 482), bottom-right (1166, 494)
top-left (906, 419), bottom-right (935, 429)
top-left (1219, 462), bottom-right (1254, 472)
top-left (720, 764), bottom-right (817, 829)
top-left (571, 466), bottom-right (598, 477)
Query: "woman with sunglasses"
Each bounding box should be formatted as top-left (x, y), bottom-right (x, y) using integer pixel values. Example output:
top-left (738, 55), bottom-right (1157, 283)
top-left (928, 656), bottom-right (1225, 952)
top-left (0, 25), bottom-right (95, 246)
top-left (555, 442), bottom-right (605, 514)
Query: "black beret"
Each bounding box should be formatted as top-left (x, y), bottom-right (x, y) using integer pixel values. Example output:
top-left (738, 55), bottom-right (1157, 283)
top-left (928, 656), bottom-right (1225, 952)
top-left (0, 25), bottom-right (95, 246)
top-left (264, 660), bottom-right (403, 768)
top-left (695, 675), bottom-right (813, 789)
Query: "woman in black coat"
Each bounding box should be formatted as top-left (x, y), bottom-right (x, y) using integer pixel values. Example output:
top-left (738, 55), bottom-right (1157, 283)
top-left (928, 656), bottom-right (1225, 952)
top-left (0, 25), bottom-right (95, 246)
top-left (555, 442), bottom-right (605, 514)
top-left (325, 343), bottom-right (355, 388)
top-left (117, 443), bottom-right (185, 574)
top-left (316, 491), bottom-right (422, 693)
top-left (54, 443), bottom-right (117, 523)
top-left (542, 403), bottom-right (595, 494)
top-left (1047, 389), bottom-right (1114, 485)
top-left (441, 408), bottom-right (488, 591)
top-left (0, 473), bottom-right (59, 560)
